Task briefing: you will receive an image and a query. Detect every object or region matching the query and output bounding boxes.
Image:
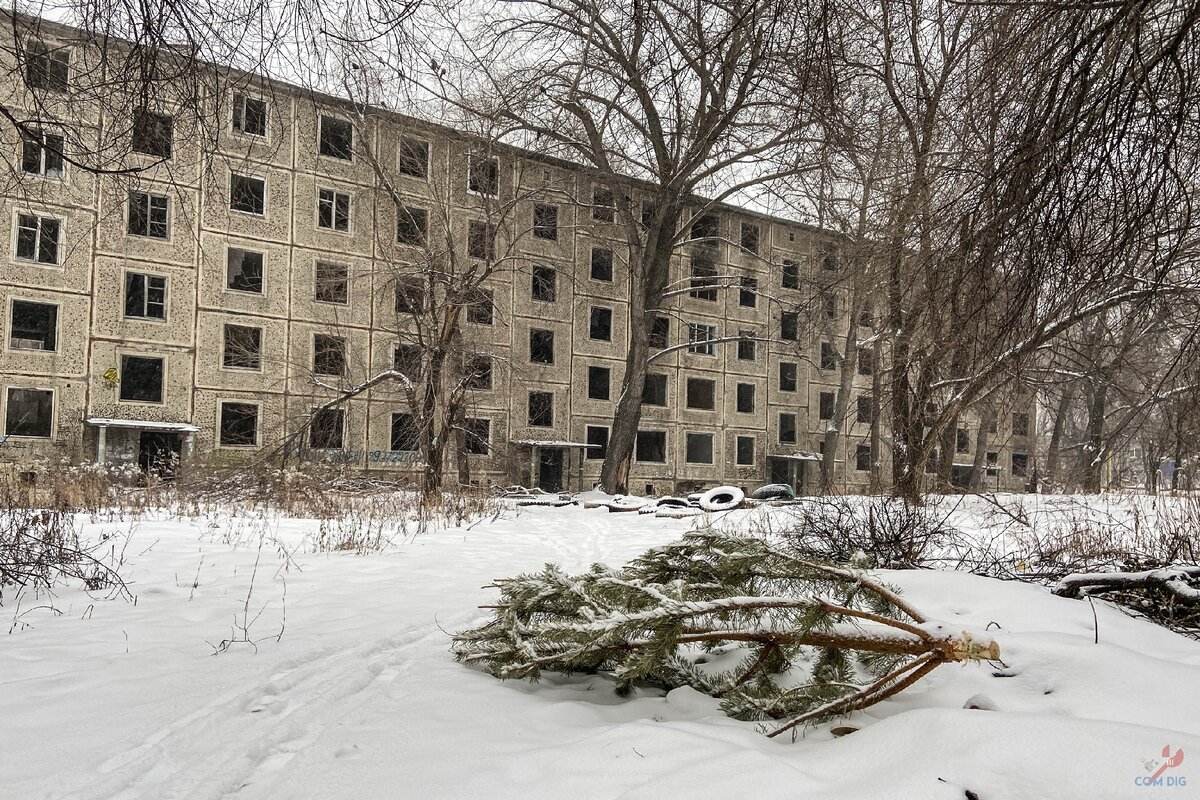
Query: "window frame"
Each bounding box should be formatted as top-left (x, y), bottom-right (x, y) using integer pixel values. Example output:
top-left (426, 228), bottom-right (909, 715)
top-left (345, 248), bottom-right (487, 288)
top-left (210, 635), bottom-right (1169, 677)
top-left (232, 93), bottom-right (268, 138)
top-left (684, 432), bottom-right (715, 465)
top-left (634, 429), bottom-right (667, 463)
top-left (779, 361), bottom-right (798, 392)
top-left (735, 382), bottom-right (755, 414)
top-left (219, 400), bottom-right (260, 448)
top-left (532, 202), bottom-right (559, 241)
top-left (3, 386), bottom-right (55, 438)
top-left (397, 135), bottom-right (430, 178)
top-left (590, 247), bottom-right (614, 282)
top-left (778, 412), bottom-right (797, 444)
top-left (308, 407), bottom-right (346, 451)
top-left (527, 390), bottom-right (554, 427)
top-left (14, 212), bottom-right (61, 265)
top-left (314, 261), bottom-right (350, 305)
top-left (531, 265), bottom-right (557, 302)
top-left (685, 376), bottom-right (716, 411)
top-left (686, 322), bottom-right (717, 356)
top-left (467, 154), bottom-right (500, 197)
top-left (312, 333), bottom-right (348, 377)
top-left (21, 130), bottom-right (65, 179)
top-left (221, 323), bottom-right (264, 372)
top-left (318, 115), bottom-right (354, 161)
top-left (127, 190), bottom-right (170, 239)
top-left (226, 247), bottom-right (266, 294)
top-left (735, 435), bottom-right (755, 466)
top-left (8, 298), bottom-right (59, 353)
top-left (229, 172), bottom-right (267, 216)
top-left (123, 271), bottom-right (169, 321)
top-left (588, 306), bottom-right (613, 342)
top-left (24, 40), bottom-right (70, 92)
top-left (316, 186), bottom-right (352, 233)
top-left (118, 353), bottom-right (166, 405)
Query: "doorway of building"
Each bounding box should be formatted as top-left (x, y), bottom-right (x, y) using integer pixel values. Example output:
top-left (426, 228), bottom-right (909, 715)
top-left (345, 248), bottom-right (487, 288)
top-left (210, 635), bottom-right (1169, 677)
top-left (138, 431), bottom-right (181, 479)
top-left (538, 448), bottom-right (564, 493)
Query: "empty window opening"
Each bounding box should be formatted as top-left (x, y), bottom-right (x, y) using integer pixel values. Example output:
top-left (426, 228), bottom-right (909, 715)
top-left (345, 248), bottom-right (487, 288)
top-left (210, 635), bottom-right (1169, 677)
top-left (315, 261), bottom-right (349, 304)
top-left (856, 444), bottom-right (872, 471)
top-left (649, 316), bottom-right (669, 349)
top-left (589, 307), bottom-right (613, 341)
top-left (532, 203), bottom-right (558, 240)
top-left (466, 354), bottom-right (492, 390)
top-left (468, 155), bottom-right (499, 195)
top-left (397, 206), bottom-right (428, 245)
top-left (467, 220), bottom-right (495, 260)
top-left (588, 365), bottom-right (611, 401)
top-left (819, 391), bottom-right (835, 420)
top-left (5, 387), bottom-right (53, 437)
top-left (391, 413), bottom-right (420, 452)
top-left (529, 329), bottom-right (555, 364)
top-left (686, 377), bottom-right (715, 410)
top-left (219, 402), bottom-right (258, 446)
top-left (230, 173), bottom-right (266, 215)
top-left (736, 436), bottom-right (755, 466)
top-left (635, 430), bottom-right (666, 462)
top-left (397, 136), bottom-right (429, 177)
top-left (395, 276), bottom-right (425, 314)
top-left (531, 266), bottom-right (556, 302)
top-left (780, 310), bottom-right (798, 341)
top-left (592, 186), bottom-right (615, 222)
top-left (685, 432), bottom-right (714, 464)
top-left (779, 361), bottom-right (797, 392)
top-left (736, 383), bottom-right (755, 413)
top-left (737, 331), bottom-right (756, 361)
top-left (586, 426), bottom-right (609, 460)
top-left (643, 373), bottom-right (667, 406)
top-left (591, 247), bottom-right (613, 281)
top-left (227, 248), bottom-right (264, 293)
top-left (120, 355), bottom-right (164, 403)
top-left (9, 300), bottom-right (57, 351)
top-left (782, 259), bottom-right (800, 289)
top-left (465, 287), bottom-right (494, 325)
top-left (779, 413), bottom-right (797, 444)
top-left (313, 334), bottom-right (346, 377)
top-left (740, 222), bottom-right (760, 255)
top-left (528, 391), bottom-right (553, 427)
top-left (319, 116), bottom-right (353, 160)
top-left (309, 408), bottom-right (345, 450)
top-left (132, 111), bottom-right (172, 158)
top-left (233, 95), bottom-right (267, 136)
top-left (463, 418), bottom-right (489, 454)
top-left (739, 275), bottom-right (757, 307)
top-left (222, 324), bottom-right (262, 370)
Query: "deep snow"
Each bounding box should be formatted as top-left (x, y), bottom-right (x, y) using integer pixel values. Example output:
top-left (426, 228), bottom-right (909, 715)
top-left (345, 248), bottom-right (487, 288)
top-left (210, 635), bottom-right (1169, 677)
top-left (3, 499), bottom-right (1199, 799)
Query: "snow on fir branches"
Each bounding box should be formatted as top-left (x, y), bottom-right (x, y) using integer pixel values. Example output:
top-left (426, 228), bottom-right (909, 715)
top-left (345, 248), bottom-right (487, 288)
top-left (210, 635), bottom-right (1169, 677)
top-left (452, 529), bottom-right (1001, 738)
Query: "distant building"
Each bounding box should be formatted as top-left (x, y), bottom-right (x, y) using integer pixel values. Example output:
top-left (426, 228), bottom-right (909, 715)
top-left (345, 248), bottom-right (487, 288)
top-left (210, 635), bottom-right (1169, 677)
top-left (0, 14), bottom-right (1034, 494)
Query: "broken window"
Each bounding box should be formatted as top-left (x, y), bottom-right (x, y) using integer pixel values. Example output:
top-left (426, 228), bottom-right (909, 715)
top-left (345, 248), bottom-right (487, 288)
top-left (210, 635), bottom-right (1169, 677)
top-left (736, 436), bottom-right (755, 466)
top-left (857, 394), bottom-right (873, 424)
top-left (25, 41), bottom-right (69, 90)
top-left (858, 309), bottom-right (873, 328)
top-left (740, 222), bottom-right (760, 255)
top-left (468, 155), bottom-right (499, 195)
top-left (640, 200), bottom-right (657, 227)
top-left (222, 324), bottom-right (262, 370)
top-left (588, 365), bottom-right (610, 401)
top-left (635, 430), bottom-right (666, 462)
top-left (691, 214), bottom-right (719, 241)
top-left (125, 273), bottom-right (167, 319)
top-left (314, 261), bottom-right (348, 304)
top-left (819, 391), bottom-right (835, 420)
top-left (779, 413), bottom-right (797, 444)
top-left (398, 136), bottom-right (429, 177)
top-left (395, 276), bottom-right (425, 314)
top-left (685, 432), bottom-right (714, 464)
top-left (782, 259), bottom-right (800, 289)
top-left (642, 373), bottom-right (667, 406)
top-left (313, 334), bottom-right (346, 377)
top-left (1012, 412), bottom-right (1030, 437)
top-left (15, 213), bottom-right (60, 264)
top-left (649, 316), bottom-right (669, 349)
top-left (686, 377), bottom-right (715, 410)
top-left (529, 328), bottom-right (554, 364)
top-left (592, 186), bottom-right (615, 222)
top-left (591, 247), bottom-right (613, 282)
top-left (736, 383), bottom-right (755, 413)
top-left (820, 341), bottom-right (837, 370)
top-left (391, 413), bottom-right (420, 452)
top-left (737, 331), bottom-right (756, 361)
top-left (319, 116), bottom-right (353, 160)
top-left (131, 111), bottom-right (172, 158)
top-left (779, 361), bottom-right (797, 392)
top-left (586, 426), bottom-right (608, 460)
top-left (858, 347), bottom-right (874, 375)
top-left (119, 355), bottom-right (164, 403)
top-left (230, 173), bottom-right (266, 215)
top-left (396, 206), bottom-right (427, 246)
top-left (780, 310), bottom-right (798, 341)
top-left (687, 323), bottom-right (716, 356)
top-left (317, 188), bottom-right (351, 232)
top-left (823, 293), bottom-right (837, 320)
top-left (9, 300), bottom-right (57, 351)
top-left (21, 131), bottom-right (64, 178)
top-left (227, 248), bottom-right (264, 293)
top-left (589, 307), bottom-right (612, 341)
top-left (689, 253), bottom-right (718, 301)
top-left (232, 94), bottom-right (267, 136)
top-left (309, 408), bottom-right (345, 449)
top-left (532, 203), bottom-right (558, 240)
top-left (739, 276), bottom-right (757, 308)
top-left (467, 220), bottom-right (495, 260)
top-left (956, 427), bottom-right (971, 453)
top-left (820, 245), bottom-right (839, 272)
top-left (219, 402), bottom-right (258, 446)
top-left (394, 342), bottom-right (421, 376)
top-left (528, 391), bottom-right (553, 427)
top-left (463, 417), bottom-right (490, 454)
top-left (4, 387), bottom-right (53, 437)
top-left (856, 444), bottom-right (872, 471)
top-left (128, 191), bottom-right (169, 238)
top-left (986, 451), bottom-right (1000, 476)
top-left (466, 354), bottom-right (492, 390)
top-left (465, 287), bottom-right (494, 325)
top-left (531, 265), bottom-right (556, 302)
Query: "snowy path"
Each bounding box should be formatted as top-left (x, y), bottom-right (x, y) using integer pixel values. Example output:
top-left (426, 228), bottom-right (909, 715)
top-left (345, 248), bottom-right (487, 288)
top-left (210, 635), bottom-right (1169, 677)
top-left (4, 505), bottom-right (1200, 799)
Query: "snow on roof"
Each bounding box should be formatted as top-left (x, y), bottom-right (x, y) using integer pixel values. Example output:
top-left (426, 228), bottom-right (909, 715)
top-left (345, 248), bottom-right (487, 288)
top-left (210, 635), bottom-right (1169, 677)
top-left (85, 418), bottom-right (201, 433)
top-left (511, 439), bottom-right (596, 448)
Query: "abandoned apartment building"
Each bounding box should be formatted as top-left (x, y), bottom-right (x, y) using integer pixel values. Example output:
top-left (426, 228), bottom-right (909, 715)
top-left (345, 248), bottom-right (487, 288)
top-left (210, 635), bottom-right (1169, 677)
top-left (0, 16), bottom-right (1035, 494)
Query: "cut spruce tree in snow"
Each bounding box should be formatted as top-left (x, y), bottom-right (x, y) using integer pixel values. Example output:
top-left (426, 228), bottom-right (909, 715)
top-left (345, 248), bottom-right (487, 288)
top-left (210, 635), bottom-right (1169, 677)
top-left (453, 530), bottom-right (1000, 738)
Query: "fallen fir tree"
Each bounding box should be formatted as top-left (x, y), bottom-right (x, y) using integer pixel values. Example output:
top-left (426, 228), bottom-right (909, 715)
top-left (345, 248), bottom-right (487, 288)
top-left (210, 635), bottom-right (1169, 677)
top-left (453, 530), bottom-right (1000, 738)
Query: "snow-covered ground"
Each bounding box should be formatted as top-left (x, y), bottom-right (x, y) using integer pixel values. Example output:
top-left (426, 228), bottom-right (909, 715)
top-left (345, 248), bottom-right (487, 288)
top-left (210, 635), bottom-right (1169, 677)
top-left (4, 498), bottom-right (1199, 799)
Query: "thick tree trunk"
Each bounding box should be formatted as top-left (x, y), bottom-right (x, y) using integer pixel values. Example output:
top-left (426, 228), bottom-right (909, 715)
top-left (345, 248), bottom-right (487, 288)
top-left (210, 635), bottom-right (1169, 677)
top-left (1081, 385), bottom-right (1107, 493)
top-left (1044, 384), bottom-right (1077, 488)
top-left (822, 321), bottom-right (860, 494)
